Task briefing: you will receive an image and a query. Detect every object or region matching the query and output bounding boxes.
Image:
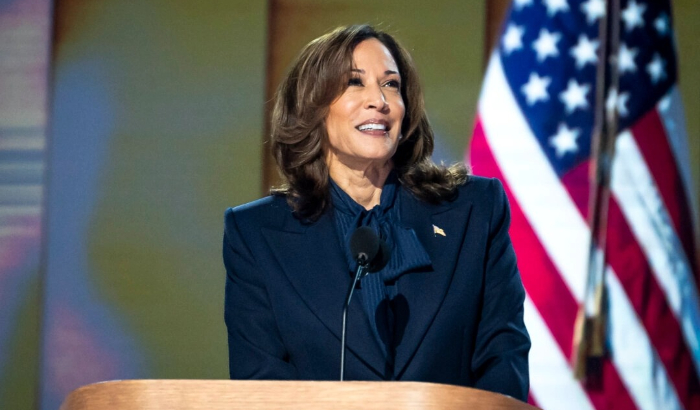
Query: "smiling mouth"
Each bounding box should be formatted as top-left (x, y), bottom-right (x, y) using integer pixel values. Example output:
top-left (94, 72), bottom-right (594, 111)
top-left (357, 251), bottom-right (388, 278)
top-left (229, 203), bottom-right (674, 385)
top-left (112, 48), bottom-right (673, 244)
top-left (356, 123), bottom-right (388, 132)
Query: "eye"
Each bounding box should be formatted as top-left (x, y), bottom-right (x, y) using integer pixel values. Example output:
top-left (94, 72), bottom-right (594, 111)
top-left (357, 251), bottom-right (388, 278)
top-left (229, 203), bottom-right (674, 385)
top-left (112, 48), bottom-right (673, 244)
top-left (348, 77), bottom-right (363, 86)
top-left (384, 79), bottom-right (401, 89)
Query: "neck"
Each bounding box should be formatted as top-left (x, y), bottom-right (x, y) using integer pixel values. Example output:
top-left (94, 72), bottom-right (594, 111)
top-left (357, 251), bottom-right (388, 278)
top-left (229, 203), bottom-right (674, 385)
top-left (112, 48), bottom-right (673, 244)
top-left (328, 159), bottom-right (392, 210)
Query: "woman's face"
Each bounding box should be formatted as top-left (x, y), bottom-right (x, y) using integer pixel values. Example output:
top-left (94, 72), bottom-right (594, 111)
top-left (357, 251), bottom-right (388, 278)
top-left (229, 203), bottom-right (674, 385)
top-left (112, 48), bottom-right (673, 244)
top-left (324, 38), bottom-right (405, 171)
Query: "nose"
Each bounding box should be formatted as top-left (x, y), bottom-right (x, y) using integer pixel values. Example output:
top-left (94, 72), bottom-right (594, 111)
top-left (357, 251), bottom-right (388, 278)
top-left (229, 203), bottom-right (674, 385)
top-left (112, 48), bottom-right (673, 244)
top-left (365, 85), bottom-right (388, 112)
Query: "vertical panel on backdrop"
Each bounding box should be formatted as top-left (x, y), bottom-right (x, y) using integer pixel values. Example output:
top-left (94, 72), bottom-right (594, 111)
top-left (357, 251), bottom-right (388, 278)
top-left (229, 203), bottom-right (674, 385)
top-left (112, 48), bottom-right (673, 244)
top-left (470, 0), bottom-right (700, 409)
top-left (40, 1), bottom-right (147, 408)
top-left (0, 0), bottom-right (52, 408)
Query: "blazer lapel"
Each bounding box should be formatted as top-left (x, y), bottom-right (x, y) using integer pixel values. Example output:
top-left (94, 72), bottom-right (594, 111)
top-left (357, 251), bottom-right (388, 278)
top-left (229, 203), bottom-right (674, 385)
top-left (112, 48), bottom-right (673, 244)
top-left (261, 211), bottom-right (386, 377)
top-left (394, 189), bottom-right (473, 377)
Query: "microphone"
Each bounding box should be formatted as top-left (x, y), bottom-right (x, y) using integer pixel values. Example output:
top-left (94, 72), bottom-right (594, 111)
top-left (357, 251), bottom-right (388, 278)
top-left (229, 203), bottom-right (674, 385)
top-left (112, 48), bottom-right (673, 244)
top-left (350, 226), bottom-right (390, 273)
top-left (349, 226), bottom-right (380, 267)
top-left (340, 227), bottom-right (380, 381)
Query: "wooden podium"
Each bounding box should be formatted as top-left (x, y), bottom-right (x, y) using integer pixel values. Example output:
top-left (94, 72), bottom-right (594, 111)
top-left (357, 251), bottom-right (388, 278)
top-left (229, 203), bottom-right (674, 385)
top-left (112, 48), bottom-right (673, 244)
top-left (59, 380), bottom-right (540, 410)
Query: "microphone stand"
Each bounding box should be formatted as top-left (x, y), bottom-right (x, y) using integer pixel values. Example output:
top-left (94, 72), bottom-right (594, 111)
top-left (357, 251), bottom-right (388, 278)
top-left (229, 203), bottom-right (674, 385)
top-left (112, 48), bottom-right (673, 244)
top-left (340, 257), bottom-right (368, 381)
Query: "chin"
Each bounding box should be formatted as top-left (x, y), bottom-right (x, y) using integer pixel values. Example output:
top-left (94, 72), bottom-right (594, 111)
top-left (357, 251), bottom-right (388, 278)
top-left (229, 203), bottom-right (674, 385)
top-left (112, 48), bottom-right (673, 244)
top-left (360, 144), bottom-right (397, 159)
top-left (357, 152), bottom-right (395, 165)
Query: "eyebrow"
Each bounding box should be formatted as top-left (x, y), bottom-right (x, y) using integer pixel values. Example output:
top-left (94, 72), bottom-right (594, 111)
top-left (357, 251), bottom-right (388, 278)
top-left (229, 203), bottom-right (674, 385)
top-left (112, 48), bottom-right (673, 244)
top-left (351, 69), bottom-right (400, 76)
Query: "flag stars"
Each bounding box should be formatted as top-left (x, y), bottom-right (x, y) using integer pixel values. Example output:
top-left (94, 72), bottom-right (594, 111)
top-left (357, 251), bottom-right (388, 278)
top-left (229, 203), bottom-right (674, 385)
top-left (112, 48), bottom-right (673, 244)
top-left (654, 13), bottom-right (670, 36)
top-left (616, 93), bottom-right (630, 117)
top-left (622, 0), bottom-right (646, 32)
top-left (581, 0), bottom-right (605, 24)
top-left (647, 53), bottom-right (667, 84)
top-left (659, 93), bottom-right (672, 112)
top-left (618, 44), bottom-right (638, 74)
top-left (550, 123), bottom-right (580, 157)
top-left (606, 88), bottom-right (631, 117)
top-left (513, 0), bottom-right (534, 10)
top-left (502, 24), bottom-right (525, 55)
top-left (533, 29), bottom-right (561, 62)
top-left (560, 79), bottom-right (590, 113)
top-left (571, 35), bottom-right (599, 69)
top-left (521, 73), bottom-right (551, 105)
top-left (544, 0), bottom-right (569, 16)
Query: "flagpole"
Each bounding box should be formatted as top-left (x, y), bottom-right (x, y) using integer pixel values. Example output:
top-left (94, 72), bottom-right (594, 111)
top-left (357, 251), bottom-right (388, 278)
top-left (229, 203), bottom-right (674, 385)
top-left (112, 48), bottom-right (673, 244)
top-left (573, 0), bottom-right (622, 381)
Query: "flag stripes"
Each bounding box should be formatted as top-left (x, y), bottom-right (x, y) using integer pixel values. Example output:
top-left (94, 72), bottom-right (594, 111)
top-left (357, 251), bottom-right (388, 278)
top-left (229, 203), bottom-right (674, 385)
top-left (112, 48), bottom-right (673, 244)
top-left (627, 110), bottom-right (698, 278)
top-left (605, 265), bottom-right (682, 410)
top-left (471, 122), bottom-right (640, 410)
top-left (656, 88), bottom-right (699, 229)
top-left (524, 296), bottom-right (596, 410)
top-left (556, 135), bottom-right (700, 408)
top-left (471, 52), bottom-right (697, 409)
top-left (612, 129), bottom-right (700, 377)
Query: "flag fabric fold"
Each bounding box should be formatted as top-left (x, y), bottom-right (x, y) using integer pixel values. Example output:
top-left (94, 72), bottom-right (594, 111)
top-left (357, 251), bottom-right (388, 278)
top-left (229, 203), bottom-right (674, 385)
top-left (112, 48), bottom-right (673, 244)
top-left (468, 1), bottom-right (700, 409)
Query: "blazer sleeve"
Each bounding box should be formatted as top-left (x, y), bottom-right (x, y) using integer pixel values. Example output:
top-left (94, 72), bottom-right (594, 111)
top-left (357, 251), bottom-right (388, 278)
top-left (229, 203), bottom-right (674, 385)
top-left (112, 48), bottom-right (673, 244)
top-left (223, 207), bottom-right (298, 379)
top-left (470, 178), bottom-right (531, 401)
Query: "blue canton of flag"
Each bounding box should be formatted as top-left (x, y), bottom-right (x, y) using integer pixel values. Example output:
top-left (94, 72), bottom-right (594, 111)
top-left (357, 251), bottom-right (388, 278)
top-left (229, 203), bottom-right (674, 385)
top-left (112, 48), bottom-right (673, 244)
top-left (500, 0), bottom-right (676, 177)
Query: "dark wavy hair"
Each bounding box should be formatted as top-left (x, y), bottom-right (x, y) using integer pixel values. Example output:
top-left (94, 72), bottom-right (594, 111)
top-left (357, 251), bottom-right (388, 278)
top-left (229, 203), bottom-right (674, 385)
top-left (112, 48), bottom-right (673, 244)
top-left (271, 24), bottom-right (468, 220)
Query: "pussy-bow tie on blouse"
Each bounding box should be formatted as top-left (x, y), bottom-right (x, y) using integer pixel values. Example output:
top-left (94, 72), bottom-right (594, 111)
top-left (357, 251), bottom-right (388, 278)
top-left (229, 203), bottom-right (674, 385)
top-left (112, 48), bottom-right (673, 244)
top-left (330, 174), bottom-right (432, 367)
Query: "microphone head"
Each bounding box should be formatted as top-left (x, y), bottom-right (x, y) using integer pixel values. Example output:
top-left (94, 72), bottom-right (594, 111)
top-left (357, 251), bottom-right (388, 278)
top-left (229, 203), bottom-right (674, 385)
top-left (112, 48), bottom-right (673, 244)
top-left (350, 226), bottom-right (380, 266)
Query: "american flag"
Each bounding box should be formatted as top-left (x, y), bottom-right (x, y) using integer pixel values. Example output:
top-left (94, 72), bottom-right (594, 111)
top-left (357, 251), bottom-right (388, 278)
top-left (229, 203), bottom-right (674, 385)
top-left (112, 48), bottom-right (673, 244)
top-left (468, 0), bottom-right (700, 409)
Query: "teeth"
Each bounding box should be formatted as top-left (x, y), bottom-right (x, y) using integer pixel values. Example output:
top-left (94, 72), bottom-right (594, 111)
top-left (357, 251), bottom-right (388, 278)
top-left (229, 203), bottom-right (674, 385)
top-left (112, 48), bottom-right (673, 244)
top-left (357, 123), bottom-right (386, 131)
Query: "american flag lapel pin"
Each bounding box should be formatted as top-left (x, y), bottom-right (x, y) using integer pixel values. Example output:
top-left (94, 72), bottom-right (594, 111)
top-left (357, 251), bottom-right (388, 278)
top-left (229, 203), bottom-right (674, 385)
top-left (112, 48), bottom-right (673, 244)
top-left (432, 224), bottom-right (446, 237)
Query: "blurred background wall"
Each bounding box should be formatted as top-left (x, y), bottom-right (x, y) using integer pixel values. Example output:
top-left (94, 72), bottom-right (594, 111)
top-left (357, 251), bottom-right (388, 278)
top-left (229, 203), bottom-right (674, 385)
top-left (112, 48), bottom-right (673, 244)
top-left (0, 0), bottom-right (697, 409)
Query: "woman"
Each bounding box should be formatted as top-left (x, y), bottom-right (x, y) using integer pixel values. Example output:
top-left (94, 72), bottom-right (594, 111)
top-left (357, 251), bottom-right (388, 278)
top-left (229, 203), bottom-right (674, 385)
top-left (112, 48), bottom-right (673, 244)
top-left (223, 25), bottom-right (530, 401)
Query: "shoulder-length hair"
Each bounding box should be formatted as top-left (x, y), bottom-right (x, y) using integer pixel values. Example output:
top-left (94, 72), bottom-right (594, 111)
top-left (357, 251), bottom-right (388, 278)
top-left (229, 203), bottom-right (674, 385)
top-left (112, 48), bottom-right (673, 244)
top-left (271, 24), bottom-right (468, 221)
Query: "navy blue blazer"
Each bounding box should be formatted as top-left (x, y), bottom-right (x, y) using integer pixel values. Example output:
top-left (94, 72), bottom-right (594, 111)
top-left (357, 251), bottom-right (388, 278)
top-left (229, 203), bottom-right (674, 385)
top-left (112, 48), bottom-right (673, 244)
top-left (223, 176), bottom-right (530, 401)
